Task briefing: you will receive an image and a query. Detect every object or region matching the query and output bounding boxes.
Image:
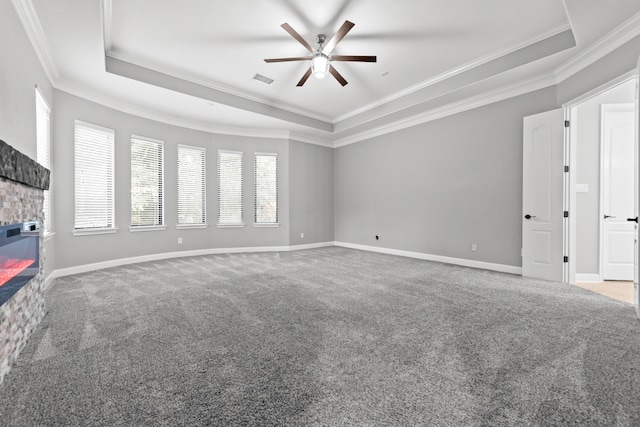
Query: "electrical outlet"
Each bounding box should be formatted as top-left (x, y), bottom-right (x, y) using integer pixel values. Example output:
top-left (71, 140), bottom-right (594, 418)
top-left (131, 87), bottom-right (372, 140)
top-left (471, 243), bottom-right (477, 252)
top-left (300, 232), bottom-right (304, 239)
top-left (178, 237), bottom-right (183, 245)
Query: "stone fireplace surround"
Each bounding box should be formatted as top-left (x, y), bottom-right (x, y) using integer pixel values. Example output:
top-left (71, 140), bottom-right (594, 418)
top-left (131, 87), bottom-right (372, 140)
top-left (0, 139), bottom-right (50, 384)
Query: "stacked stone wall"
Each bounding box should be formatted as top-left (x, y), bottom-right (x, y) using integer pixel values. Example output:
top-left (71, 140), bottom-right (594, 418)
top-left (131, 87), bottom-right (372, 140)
top-left (0, 174), bottom-right (46, 384)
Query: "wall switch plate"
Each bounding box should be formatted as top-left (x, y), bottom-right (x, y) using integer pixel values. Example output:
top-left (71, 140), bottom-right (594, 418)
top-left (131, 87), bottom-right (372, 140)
top-left (576, 184), bottom-right (589, 193)
top-left (471, 243), bottom-right (477, 252)
top-left (178, 237), bottom-right (183, 244)
top-left (300, 233), bottom-right (304, 239)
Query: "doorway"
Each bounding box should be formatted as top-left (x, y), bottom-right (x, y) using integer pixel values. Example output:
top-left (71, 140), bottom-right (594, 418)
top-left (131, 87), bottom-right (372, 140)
top-left (568, 76), bottom-right (637, 301)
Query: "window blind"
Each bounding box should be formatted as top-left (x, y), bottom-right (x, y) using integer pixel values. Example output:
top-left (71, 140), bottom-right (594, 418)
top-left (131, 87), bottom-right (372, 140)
top-left (254, 153), bottom-right (278, 224)
top-left (177, 145), bottom-right (206, 225)
top-left (131, 136), bottom-right (164, 227)
top-left (35, 88), bottom-right (51, 233)
top-left (218, 150), bottom-right (243, 225)
top-left (74, 120), bottom-right (115, 229)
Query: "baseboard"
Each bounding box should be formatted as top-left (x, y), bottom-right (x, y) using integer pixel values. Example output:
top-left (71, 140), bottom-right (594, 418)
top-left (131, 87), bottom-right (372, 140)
top-left (47, 240), bottom-right (520, 281)
top-left (575, 273), bottom-right (602, 283)
top-left (288, 241), bottom-right (335, 251)
top-left (334, 241), bottom-right (523, 275)
top-left (48, 242), bottom-right (336, 280)
top-left (42, 271), bottom-right (57, 290)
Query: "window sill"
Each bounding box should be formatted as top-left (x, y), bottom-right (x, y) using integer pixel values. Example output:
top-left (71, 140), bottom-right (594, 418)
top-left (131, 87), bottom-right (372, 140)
top-left (253, 223), bottom-right (280, 228)
top-left (217, 223), bottom-right (246, 229)
top-left (129, 225), bottom-right (167, 232)
top-left (73, 227), bottom-right (119, 236)
top-left (176, 223), bottom-right (208, 230)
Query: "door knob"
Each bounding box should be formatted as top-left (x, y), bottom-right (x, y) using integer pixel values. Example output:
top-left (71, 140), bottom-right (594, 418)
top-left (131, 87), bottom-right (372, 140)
top-left (524, 214), bottom-right (536, 219)
top-left (604, 215), bottom-right (616, 219)
top-left (627, 217), bottom-right (639, 223)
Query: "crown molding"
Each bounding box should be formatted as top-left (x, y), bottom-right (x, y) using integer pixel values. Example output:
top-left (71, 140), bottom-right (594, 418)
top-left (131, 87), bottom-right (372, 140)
top-left (555, 10), bottom-right (640, 82)
top-left (56, 78), bottom-right (297, 141)
top-left (561, 69), bottom-right (637, 107)
top-left (11, 0), bottom-right (59, 82)
top-left (333, 23), bottom-right (572, 124)
top-left (57, 78), bottom-right (334, 146)
top-left (334, 72), bottom-right (558, 148)
top-left (288, 132), bottom-right (334, 148)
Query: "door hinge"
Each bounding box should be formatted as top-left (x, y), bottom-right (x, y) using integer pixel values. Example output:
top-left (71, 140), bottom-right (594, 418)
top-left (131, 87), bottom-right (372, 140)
top-left (564, 165), bottom-right (569, 173)
top-left (565, 120), bottom-right (570, 128)
top-left (564, 211), bottom-right (569, 218)
top-left (564, 256), bottom-right (569, 263)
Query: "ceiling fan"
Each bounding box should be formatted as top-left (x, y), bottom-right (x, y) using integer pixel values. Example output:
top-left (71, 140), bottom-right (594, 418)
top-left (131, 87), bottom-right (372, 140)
top-left (264, 20), bottom-right (377, 87)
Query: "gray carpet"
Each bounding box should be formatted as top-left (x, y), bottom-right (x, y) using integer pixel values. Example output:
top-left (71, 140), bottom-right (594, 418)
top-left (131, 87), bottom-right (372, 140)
top-left (0, 247), bottom-right (639, 426)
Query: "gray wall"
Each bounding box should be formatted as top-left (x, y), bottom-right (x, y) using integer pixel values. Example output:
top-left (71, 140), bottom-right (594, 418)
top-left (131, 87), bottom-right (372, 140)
top-left (0, 1), bottom-right (53, 158)
top-left (333, 34), bottom-right (640, 270)
top-left (334, 87), bottom-right (558, 268)
top-left (0, 1), bottom-right (55, 276)
top-left (289, 141), bottom-right (334, 245)
top-left (574, 80), bottom-right (635, 275)
top-left (53, 91), bottom-right (294, 269)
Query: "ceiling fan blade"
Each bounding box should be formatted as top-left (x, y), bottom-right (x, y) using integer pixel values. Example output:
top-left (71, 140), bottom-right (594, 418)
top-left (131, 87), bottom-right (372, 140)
top-left (323, 20), bottom-right (355, 54)
top-left (328, 65), bottom-right (348, 86)
top-left (264, 56), bottom-right (312, 63)
top-left (281, 23), bottom-right (314, 53)
top-left (331, 55), bottom-right (377, 62)
top-left (296, 67), bottom-right (313, 86)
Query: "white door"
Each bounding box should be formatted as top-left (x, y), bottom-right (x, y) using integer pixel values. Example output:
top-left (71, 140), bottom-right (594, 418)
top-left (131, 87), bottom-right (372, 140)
top-left (523, 109), bottom-right (565, 282)
top-left (602, 104), bottom-right (635, 280)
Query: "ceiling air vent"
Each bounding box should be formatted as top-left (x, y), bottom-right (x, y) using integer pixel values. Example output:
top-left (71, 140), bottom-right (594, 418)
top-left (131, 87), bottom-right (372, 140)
top-left (252, 74), bottom-right (275, 85)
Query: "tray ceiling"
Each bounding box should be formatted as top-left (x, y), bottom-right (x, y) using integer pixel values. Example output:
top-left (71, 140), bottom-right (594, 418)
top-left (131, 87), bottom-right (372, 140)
top-left (21, 0), bottom-right (640, 144)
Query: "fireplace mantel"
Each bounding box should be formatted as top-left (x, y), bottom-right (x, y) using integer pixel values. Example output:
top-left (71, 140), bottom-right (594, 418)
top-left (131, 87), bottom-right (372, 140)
top-left (0, 139), bottom-right (50, 190)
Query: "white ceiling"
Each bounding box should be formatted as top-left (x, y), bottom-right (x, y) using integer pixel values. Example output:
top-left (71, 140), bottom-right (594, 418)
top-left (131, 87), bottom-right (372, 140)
top-left (22, 0), bottom-right (640, 144)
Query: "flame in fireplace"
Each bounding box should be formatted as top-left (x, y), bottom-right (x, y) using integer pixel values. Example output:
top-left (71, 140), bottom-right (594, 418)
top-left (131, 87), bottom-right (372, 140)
top-left (0, 257), bottom-right (35, 287)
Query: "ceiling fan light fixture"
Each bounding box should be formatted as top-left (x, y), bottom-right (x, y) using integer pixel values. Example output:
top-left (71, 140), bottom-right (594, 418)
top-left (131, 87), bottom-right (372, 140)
top-left (312, 53), bottom-right (329, 79)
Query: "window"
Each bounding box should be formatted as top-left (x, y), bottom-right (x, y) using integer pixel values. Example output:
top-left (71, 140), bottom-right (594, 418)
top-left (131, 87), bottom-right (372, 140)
top-left (218, 150), bottom-right (243, 226)
top-left (254, 153), bottom-right (278, 225)
top-left (35, 88), bottom-right (51, 234)
top-left (177, 145), bottom-right (206, 226)
top-left (131, 136), bottom-right (164, 228)
top-left (74, 121), bottom-right (115, 231)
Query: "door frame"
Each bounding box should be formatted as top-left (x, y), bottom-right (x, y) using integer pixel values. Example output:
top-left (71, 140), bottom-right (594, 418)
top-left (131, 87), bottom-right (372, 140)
top-left (563, 70), bottom-right (638, 285)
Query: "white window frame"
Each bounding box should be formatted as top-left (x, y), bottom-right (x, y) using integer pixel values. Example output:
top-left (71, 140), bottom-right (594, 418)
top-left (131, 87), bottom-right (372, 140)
top-left (35, 87), bottom-right (52, 236)
top-left (73, 120), bottom-right (116, 235)
top-left (130, 135), bottom-right (166, 231)
top-left (177, 144), bottom-right (207, 229)
top-left (217, 150), bottom-right (244, 227)
top-left (254, 152), bottom-right (279, 227)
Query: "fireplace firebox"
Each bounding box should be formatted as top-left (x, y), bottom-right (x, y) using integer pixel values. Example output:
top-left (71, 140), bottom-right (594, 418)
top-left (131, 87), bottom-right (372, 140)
top-left (0, 221), bottom-right (40, 307)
